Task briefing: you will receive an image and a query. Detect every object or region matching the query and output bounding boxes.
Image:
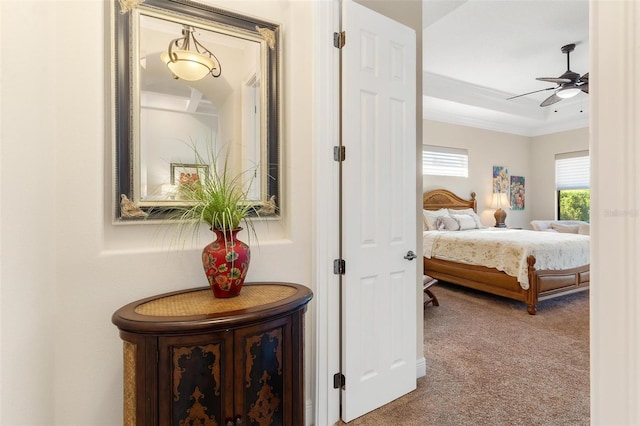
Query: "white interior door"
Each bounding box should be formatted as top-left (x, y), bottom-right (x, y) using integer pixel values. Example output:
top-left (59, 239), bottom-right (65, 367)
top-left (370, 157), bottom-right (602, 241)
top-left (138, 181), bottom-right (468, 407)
top-left (341, 0), bottom-right (417, 421)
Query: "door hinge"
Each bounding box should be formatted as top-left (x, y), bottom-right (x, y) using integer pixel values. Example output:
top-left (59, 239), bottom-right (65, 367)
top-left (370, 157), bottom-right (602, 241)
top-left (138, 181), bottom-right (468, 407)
top-left (333, 146), bottom-right (346, 162)
top-left (333, 259), bottom-right (346, 275)
top-left (333, 372), bottom-right (345, 389)
top-left (333, 31), bottom-right (346, 49)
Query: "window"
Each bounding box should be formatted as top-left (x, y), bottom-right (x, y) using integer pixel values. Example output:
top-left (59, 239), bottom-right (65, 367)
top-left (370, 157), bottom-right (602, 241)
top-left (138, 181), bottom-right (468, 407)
top-left (555, 151), bottom-right (590, 221)
top-left (422, 145), bottom-right (468, 177)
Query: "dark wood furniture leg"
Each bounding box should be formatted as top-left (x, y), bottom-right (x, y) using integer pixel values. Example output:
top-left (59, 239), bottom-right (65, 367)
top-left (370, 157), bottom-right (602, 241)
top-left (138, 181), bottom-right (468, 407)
top-left (423, 276), bottom-right (439, 307)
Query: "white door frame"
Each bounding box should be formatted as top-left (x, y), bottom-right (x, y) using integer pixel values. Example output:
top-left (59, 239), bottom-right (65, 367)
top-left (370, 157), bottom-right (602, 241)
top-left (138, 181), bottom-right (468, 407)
top-left (312, 1), bottom-right (341, 425)
top-left (589, 1), bottom-right (640, 423)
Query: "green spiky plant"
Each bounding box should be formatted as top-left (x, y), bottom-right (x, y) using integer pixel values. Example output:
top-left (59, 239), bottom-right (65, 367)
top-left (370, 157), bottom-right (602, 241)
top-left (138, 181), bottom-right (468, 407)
top-left (171, 143), bottom-right (258, 245)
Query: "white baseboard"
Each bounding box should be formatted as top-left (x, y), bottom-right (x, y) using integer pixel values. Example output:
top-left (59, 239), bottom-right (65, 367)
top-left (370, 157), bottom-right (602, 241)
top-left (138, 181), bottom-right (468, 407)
top-left (306, 398), bottom-right (313, 426)
top-left (416, 356), bottom-right (427, 378)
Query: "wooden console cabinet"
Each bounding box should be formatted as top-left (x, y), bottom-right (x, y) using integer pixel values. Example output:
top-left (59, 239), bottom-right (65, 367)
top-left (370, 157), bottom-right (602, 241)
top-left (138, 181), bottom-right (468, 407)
top-left (112, 282), bottom-right (313, 426)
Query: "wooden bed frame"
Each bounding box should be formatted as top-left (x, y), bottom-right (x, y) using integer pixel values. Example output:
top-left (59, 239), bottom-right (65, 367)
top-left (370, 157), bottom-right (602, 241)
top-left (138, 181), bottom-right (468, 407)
top-left (422, 189), bottom-right (590, 314)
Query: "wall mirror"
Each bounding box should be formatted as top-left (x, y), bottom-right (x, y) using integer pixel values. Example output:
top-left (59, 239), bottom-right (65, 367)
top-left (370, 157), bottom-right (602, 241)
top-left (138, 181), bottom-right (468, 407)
top-left (113, 0), bottom-right (280, 221)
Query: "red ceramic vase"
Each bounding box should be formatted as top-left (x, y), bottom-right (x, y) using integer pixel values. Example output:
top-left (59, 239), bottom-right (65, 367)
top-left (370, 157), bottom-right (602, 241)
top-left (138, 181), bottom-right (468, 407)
top-left (202, 228), bottom-right (250, 298)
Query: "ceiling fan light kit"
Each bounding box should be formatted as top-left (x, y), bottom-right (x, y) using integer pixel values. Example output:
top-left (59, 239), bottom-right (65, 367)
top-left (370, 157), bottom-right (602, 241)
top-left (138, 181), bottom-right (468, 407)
top-left (556, 86), bottom-right (582, 99)
top-left (508, 43), bottom-right (589, 107)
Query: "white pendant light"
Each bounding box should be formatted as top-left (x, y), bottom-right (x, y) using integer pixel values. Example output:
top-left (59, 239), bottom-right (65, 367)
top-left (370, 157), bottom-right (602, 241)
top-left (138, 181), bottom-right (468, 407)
top-left (161, 26), bottom-right (221, 81)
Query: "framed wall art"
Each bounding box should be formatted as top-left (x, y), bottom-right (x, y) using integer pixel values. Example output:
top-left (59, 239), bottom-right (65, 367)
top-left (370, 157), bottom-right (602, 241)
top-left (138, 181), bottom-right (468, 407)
top-left (170, 163), bottom-right (209, 189)
top-left (492, 165), bottom-right (509, 193)
top-left (510, 175), bottom-right (525, 210)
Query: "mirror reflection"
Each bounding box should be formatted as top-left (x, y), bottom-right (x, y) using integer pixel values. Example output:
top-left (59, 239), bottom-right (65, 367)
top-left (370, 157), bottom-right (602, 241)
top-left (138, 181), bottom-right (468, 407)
top-left (113, 0), bottom-right (280, 221)
top-left (138, 14), bottom-right (262, 204)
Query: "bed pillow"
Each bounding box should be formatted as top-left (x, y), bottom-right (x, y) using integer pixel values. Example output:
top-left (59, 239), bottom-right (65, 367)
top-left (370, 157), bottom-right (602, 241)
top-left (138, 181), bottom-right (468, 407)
top-left (530, 220), bottom-right (551, 231)
top-left (423, 208), bottom-right (450, 230)
top-left (451, 214), bottom-right (478, 230)
top-left (435, 215), bottom-right (460, 231)
top-left (578, 223), bottom-right (590, 235)
top-left (551, 223), bottom-right (580, 233)
top-left (448, 208), bottom-right (483, 228)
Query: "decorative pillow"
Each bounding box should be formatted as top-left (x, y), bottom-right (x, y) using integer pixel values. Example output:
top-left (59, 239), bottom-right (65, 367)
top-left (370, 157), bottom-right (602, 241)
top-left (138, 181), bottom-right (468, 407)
top-left (435, 215), bottom-right (460, 231)
top-left (550, 223), bottom-right (580, 233)
top-left (448, 208), bottom-right (483, 228)
top-left (451, 214), bottom-right (478, 230)
top-left (423, 209), bottom-right (449, 231)
top-left (578, 223), bottom-right (590, 235)
top-left (530, 220), bottom-right (551, 231)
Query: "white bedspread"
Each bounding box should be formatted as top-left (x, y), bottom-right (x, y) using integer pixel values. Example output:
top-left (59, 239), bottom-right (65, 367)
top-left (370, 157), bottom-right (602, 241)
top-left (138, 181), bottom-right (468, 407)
top-left (423, 228), bottom-right (589, 289)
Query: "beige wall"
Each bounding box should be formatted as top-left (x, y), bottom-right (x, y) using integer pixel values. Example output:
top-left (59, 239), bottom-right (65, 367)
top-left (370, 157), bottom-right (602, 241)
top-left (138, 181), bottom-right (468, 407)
top-left (422, 120), bottom-right (589, 229)
top-left (423, 120), bottom-right (532, 229)
top-left (0, 1), bottom-right (314, 424)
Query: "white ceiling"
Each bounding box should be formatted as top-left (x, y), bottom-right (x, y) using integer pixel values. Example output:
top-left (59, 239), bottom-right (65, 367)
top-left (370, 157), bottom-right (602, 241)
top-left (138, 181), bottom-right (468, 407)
top-left (423, 0), bottom-right (589, 136)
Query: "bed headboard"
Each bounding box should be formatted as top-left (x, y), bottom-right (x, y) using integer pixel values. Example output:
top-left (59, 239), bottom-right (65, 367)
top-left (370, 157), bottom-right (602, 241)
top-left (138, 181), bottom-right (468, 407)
top-left (423, 189), bottom-right (477, 212)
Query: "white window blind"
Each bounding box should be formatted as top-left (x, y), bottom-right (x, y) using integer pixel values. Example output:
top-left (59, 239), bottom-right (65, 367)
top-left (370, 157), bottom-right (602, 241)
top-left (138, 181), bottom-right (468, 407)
top-left (422, 145), bottom-right (468, 177)
top-left (555, 150), bottom-right (590, 190)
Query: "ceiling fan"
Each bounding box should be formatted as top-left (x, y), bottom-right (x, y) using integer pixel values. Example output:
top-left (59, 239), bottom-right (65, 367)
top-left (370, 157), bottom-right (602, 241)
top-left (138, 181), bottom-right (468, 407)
top-left (507, 43), bottom-right (589, 107)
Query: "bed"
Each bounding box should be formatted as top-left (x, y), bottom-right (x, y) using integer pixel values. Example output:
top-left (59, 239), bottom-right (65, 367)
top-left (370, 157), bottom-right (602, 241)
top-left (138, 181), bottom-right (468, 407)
top-left (422, 189), bottom-right (590, 314)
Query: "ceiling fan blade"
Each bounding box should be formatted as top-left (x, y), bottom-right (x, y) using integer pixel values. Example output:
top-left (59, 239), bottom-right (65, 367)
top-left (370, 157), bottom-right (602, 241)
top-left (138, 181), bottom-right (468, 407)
top-left (540, 93), bottom-right (562, 107)
top-left (536, 77), bottom-right (571, 84)
top-left (579, 72), bottom-right (589, 82)
top-left (581, 83), bottom-right (589, 94)
top-left (506, 87), bottom-right (555, 101)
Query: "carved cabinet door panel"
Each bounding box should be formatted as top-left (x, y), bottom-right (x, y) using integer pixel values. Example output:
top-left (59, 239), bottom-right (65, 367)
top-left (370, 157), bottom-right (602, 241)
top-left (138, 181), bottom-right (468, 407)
top-left (234, 316), bottom-right (293, 426)
top-left (158, 332), bottom-right (234, 426)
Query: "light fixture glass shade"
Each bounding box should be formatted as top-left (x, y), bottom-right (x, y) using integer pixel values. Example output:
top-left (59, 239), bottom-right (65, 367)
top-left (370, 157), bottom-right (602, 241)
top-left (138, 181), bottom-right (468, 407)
top-left (160, 50), bottom-right (217, 81)
top-left (556, 86), bottom-right (582, 99)
top-left (490, 192), bottom-right (511, 209)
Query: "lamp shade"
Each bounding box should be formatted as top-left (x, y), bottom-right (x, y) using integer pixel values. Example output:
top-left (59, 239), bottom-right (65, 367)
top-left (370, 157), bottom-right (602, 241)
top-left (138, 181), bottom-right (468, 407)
top-left (490, 192), bottom-right (511, 209)
top-left (160, 50), bottom-right (217, 81)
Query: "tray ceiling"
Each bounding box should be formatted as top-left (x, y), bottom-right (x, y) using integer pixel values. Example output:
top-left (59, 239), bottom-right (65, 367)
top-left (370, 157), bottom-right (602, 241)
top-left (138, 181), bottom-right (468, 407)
top-left (423, 0), bottom-right (589, 136)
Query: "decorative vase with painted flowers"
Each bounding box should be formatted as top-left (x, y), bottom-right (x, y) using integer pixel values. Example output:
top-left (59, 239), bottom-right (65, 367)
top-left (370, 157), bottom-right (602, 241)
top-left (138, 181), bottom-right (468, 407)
top-left (170, 144), bottom-right (259, 298)
top-left (202, 228), bottom-right (250, 298)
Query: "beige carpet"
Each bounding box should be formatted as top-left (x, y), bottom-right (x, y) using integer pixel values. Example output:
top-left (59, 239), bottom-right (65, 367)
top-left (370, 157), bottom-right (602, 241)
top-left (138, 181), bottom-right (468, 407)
top-left (344, 282), bottom-right (590, 425)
